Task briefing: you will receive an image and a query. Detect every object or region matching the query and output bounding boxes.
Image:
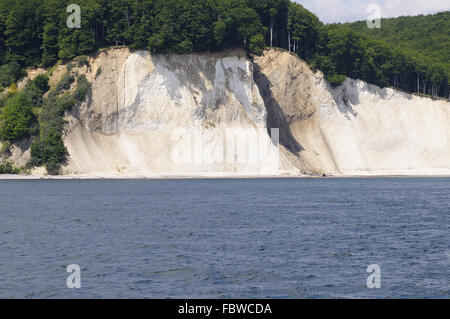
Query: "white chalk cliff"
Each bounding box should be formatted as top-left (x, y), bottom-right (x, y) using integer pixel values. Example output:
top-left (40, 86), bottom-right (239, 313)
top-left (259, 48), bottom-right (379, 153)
top-left (24, 47), bottom-right (450, 177)
top-left (63, 48), bottom-right (282, 177)
top-left (254, 50), bottom-right (450, 176)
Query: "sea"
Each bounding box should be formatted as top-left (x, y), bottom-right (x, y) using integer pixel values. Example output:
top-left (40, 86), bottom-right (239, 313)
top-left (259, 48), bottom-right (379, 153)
top-left (0, 178), bottom-right (448, 298)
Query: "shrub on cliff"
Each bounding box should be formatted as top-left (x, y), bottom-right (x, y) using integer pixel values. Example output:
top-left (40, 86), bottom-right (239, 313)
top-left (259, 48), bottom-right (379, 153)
top-left (23, 82), bottom-right (44, 108)
top-left (30, 131), bottom-right (67, 175)
top-left (53, 74), bottom-right (75, 94)
top-left (0, 161), bottom-right (20, 174)
top-left (73, 75), bottom-right (91, 102)
top-left (0, 62), bottom-right (25, 88)
top-left (0, 93), bottom-right (37, 142)
top-left (33, 74), bottom-right (50, 93)
top-left (328, 74), bottom-right (347, 87)
top-left (77, 56), bottom-right (90, 68)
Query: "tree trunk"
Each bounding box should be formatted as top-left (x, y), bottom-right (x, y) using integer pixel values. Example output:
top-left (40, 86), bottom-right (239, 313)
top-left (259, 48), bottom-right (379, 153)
top-left (126, 8), bottom-right (130, 29)
top-left (270, 16), bottom-right (274, 47)
top-left (288, 31), bottom-right (291, 52)
top-left (417, 74), bottom-right (419, 93)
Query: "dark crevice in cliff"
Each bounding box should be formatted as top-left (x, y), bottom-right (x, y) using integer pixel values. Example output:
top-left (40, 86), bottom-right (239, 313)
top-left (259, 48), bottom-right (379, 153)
top-left (253, 64), bottom-right (304, 155)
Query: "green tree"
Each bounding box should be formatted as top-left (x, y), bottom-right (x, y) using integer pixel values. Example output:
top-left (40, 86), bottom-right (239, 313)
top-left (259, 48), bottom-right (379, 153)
top-left (33, 74), bottom-right (50, 93)
top-left (4, 0), bottom-right (44, 66)
top-left (41, 22), bottom-right (60, 67)
top-left (0, 93), bottom-right (36, 142)
top-left (58, 0), bottom-right (101, 60)
top-left (214, 0), bottom-right (266, 54)
top-left (0, 61), bottom-right (25, 87)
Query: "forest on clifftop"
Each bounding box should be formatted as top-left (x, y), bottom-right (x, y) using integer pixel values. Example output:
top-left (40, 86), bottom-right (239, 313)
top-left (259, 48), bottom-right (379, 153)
top-left (0, 0), bottom-right (449, 98)
top-left (339, 11), bottom-right (450, 97)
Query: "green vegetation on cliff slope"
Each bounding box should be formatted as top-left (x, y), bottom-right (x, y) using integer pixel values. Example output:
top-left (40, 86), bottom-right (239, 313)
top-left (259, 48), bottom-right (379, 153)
top-left (0, 67), bottom-right (91, 175)
top-left (28, 73), bottom-right (91, 174)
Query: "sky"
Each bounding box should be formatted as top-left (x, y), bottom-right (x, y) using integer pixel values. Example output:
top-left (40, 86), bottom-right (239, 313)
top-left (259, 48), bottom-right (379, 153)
top-left (296, 0), bottom-right (450, 23)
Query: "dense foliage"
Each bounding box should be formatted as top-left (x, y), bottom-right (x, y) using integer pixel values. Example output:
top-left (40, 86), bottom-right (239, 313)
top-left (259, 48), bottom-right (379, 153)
top-left (0, 91), bottom-right (37, 142)
top-left (0, 62), bottom-right (26, 90)
top-left (0, 0), bottom-right (448, 97)
top-left (336, 11), bottom-right (450, 97)
top-left (0, 73), bottom-right (50, 145)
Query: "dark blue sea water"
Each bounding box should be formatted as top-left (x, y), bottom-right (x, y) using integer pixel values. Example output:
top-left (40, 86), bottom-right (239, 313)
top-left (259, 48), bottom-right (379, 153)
top-left (0, 178), bottom-right (448, 299)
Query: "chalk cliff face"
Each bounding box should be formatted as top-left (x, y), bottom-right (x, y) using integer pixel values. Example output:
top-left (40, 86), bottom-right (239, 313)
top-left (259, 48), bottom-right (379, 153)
top-left (62, 48), bottom-right (284, 176)
top-left (255, 49), bottom-right (450, 176)
top-left (39, 47), bottom-right (450, 176)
